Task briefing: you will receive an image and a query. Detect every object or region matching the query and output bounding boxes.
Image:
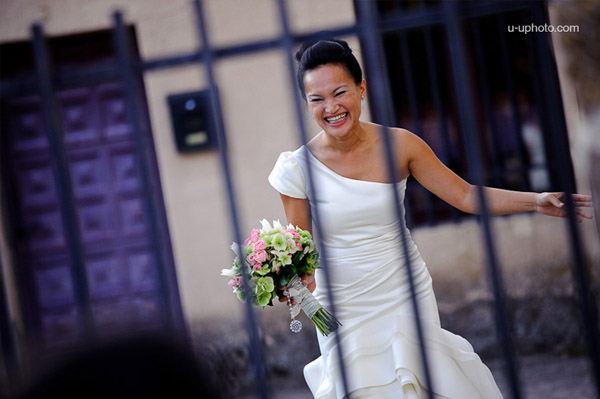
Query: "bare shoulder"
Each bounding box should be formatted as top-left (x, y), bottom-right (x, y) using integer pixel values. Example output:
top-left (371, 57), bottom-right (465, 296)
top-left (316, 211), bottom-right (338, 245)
top-left (362, 123), bottom-right (412, 142)
top-left (388, 127), bottom-right (427, 158)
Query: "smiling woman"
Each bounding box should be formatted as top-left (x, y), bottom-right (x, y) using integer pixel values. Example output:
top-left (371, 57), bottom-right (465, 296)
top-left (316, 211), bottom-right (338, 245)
top-left (268, 38), bottom-right (592, 399)
top-left (304, 64), bottom-right (365, 140)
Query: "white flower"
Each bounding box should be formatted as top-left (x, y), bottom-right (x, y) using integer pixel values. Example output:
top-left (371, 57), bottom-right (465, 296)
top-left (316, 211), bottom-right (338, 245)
top-left (221, 268), bottom-right (237, 277)
top-left (260, 219), bottom-right (272, 231)
top-left (230, 242), bottom-right (241, 256)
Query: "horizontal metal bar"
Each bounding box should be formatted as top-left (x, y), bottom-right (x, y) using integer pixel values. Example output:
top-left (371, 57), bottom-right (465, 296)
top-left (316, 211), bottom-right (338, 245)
top-left (0, 62), bottom-right (120, 97)
top-left (144, 26), bottom-right (358, 70)
top-left (1, 25), bottom-right (357, 98)
top-left (2, 0), bottom-right (532, 98)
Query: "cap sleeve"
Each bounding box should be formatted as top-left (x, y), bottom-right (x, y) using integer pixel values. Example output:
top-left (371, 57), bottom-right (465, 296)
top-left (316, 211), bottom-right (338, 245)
top-left (268, 151), bottom-right (307, 199)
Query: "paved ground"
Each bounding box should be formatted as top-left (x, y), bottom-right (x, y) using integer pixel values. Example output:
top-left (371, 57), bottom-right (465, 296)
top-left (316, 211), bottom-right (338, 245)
top-left (246, 354), bottom-right (596, 399)
top-left (488, 354), bottom-right (595, 399)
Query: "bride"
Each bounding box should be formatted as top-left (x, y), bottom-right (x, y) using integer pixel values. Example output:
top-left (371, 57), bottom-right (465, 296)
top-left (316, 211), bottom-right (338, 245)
top-left (268, 39), bottom-right (592, 399)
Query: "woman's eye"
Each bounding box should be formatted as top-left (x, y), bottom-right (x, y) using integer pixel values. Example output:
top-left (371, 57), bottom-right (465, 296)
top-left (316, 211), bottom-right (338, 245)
top-left (335, 91), bottom-right (346, 97)
top-left (309, 98), bottom-right (323, 103)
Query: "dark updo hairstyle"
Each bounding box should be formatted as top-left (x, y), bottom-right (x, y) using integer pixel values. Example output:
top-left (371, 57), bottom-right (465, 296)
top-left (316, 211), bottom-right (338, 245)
top-left (295, 39), bottom-right (363, 99)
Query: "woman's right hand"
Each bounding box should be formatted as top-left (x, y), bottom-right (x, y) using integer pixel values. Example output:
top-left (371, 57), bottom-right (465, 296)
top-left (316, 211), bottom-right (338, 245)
top-left (301, 272), bottom-right (316, 293)
top-left (277, 272), bottom-right (317, 303)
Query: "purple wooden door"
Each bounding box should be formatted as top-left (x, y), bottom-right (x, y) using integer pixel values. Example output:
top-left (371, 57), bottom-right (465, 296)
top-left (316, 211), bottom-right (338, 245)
top-left (3, 82), bottom-right (175, 350)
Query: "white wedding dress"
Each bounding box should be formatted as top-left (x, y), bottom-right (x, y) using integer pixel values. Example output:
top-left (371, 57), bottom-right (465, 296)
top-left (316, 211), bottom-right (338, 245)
top-left (268, 146), bottom-right (503, 399)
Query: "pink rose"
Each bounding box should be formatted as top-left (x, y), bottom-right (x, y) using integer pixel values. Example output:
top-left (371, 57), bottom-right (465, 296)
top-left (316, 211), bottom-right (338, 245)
top-left (287, 229), bottom-right (300, 239)
top-left (247, 254), bottom-right (262, 270)
top-left (253, 239), bottom-right (266, 252)
top-left (253, 249), bottom-right (267, 263)
top-left (243, 229), bottom-right (261, 246)
top-left (228, 277), bottom-right (241, 289)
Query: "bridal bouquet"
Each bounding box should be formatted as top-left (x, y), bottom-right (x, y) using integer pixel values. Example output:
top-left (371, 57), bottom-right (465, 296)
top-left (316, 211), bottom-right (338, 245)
top-left (221, 219), bottom-right (341, 336)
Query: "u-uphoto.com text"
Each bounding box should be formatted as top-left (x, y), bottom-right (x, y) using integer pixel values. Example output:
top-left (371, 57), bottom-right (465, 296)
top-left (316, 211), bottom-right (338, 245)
top-left (507, 23), bottom-right (579, 34)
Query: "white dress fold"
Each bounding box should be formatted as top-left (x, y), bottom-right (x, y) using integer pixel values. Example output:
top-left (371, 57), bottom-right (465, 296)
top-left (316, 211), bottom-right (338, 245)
top-left (268, 146), bottom-right (503, 399)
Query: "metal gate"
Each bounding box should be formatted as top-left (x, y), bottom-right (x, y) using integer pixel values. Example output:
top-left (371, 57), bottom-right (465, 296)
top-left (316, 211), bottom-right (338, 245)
top-left (0, 0), bottom-right (598, 398)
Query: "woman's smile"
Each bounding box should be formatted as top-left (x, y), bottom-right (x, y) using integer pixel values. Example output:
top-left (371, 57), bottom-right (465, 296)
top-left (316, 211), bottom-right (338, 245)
top-left (324, 112), bottom-right (349, 126)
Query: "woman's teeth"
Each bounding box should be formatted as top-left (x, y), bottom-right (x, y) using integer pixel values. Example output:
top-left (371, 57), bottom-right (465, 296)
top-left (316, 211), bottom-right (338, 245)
top-left (326, 113), bottom-right (347, 123)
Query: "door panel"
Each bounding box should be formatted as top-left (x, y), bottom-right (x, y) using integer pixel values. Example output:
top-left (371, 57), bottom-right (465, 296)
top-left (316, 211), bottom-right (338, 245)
top-left (3, 80), bottom-right (173, 351)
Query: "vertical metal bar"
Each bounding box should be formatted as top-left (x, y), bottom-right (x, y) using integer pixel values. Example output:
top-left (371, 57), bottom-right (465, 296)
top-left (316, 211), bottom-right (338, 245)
top-left (31, 24), bottom-right (95, 340)
top-left (112, 13), bottom-right (186, 333)
top-left (522, 10), bottom-right (555, 191)
top-left (423, 29), bottom-right (450, 165)
top-left (440, 3), bottom-right (523, 399)
top-left (0, 258), bottom-right (17, 394)
top-left (496, 14), bottom-right (531, 191)
top-left (192, 2), bottom-right (269, 398)
top-left (356, 1), bottom-right (436, 398)
top-left (423, 27), bottom-right (462, 223)
top-left (530, 4), bottom-right (600, 396)
top-left (471, 19), bottom-right (506, 188)
top-left (398, 32), bottom-right (437, 226)
top-left (399, 33), bottom-right (423, 134)
top-left (274, 1), bottom-right (352, 398)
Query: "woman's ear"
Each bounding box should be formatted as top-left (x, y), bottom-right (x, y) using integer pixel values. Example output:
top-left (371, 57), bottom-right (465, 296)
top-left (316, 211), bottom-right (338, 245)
top-left (360, 79), bottom-right (366, 99)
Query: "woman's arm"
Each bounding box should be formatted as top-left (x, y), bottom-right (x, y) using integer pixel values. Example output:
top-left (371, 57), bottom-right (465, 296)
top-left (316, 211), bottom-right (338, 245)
top-left (280, 194), bottom-right (312, 231)
top-left (403, 130), bottom-right (593, 219)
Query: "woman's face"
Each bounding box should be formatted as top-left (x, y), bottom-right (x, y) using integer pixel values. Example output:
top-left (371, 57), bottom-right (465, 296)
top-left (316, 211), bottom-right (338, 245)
top-left (303, 63), bottom-right (365, 139)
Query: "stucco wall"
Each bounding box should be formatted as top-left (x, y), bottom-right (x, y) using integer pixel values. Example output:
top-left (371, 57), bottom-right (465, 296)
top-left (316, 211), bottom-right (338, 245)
top-left (0, 0), bottom-right (358, 330)
top-left (0, 0), bottom-right (597, 345)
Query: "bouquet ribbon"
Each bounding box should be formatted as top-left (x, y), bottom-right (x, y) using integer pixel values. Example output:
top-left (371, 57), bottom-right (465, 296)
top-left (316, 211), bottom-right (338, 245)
top-left (287, 275), bottom-right (321, 319)
top-left (286, 275), bottom-right (341, 336)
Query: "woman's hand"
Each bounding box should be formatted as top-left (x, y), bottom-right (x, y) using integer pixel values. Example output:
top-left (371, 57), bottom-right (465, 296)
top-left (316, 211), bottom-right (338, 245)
top-left (277, 272), bottom-right (317, 303)
top-left (535, 192), bottom-right (593, 221)
top-left (301, 272), bottom-right (316, 293)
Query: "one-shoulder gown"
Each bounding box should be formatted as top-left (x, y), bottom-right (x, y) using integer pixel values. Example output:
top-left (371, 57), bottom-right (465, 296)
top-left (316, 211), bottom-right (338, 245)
top-left (268, 146), bottom-right (503, 399)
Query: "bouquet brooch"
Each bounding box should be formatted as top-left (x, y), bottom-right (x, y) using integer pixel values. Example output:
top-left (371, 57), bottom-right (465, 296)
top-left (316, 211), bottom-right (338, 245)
top-left (221, 219), bottom-right (341, 336)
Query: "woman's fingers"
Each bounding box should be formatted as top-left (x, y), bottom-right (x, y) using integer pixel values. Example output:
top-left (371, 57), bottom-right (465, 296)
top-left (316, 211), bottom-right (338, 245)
top-left (576, 208), bottom-right (594, 219)
top-left (572, 193), bottom-right (592, 203)
top-left (537, 192), bottom-right (594, 220)
top-left (301, 273), bottom-right (316, 293)
top-left (548, 193), bottom-right (564, 208)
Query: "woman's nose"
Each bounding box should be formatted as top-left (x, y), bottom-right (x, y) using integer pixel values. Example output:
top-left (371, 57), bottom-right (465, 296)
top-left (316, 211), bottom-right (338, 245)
top-left (324, 99), bottom-right (339, 114)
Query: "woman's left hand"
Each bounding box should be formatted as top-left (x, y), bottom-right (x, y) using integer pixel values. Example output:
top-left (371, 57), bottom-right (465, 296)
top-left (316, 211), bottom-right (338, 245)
top-left (535, 192), bottom-right (593, 221)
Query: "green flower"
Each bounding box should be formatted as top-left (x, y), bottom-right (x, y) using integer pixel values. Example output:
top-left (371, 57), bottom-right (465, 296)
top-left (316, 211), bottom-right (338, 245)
top-left (256, 291), bottom-right (272, 306)
top-left (272, 233), bottom-right (287, 251)
top-left (299, 230), bottom-right (314, 252)
top-left (255, 276), bottom-right (275, 306)
top-left (305, 252), bottom-right (319, 273)
top-left (255, 276), bottom-right (274, 294)
top-left (261, 233), bottom-right (273, 246)
top-left (277, 252), bottom-right (292, 266)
